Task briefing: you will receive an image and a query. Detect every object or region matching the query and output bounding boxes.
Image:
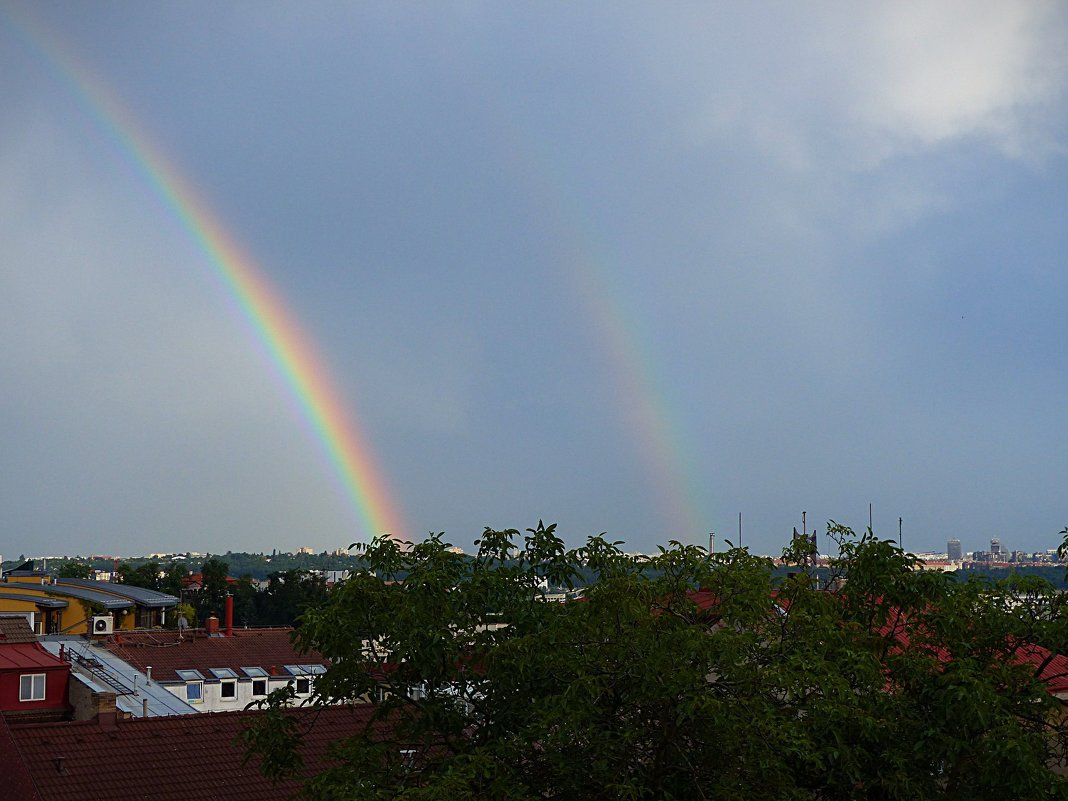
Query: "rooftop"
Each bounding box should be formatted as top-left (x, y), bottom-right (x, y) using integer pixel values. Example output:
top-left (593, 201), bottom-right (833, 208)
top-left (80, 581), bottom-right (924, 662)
top-left (39, 639), bottom-right (199, 717)
top-left (54, 578), bottom-right (178, 609)
top-left (102, 628), bottom-right (327, 683)
top-left (3, 705), bottom-right (395, 801)
top-left (0, 588), bottom-right (68, 609)
top-left (0, 615), bottom-right (41, 643)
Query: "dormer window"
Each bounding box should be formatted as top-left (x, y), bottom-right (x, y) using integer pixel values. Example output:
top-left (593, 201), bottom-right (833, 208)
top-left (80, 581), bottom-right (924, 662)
top-left (176, 669), bottom-right (206, 704)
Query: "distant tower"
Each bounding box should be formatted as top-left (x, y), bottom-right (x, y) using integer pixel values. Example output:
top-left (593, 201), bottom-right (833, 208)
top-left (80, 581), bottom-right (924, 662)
top-left (990, 538), bottom-right (1002, 557)
top-left (708, 532), bottom-right (715, 554)
top-left (947, 539), bottom-right (962, 561)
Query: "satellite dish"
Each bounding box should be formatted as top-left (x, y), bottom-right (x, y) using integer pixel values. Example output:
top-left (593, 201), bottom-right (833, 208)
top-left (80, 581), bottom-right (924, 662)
top-left (177, 615), bottom-right (189, 631)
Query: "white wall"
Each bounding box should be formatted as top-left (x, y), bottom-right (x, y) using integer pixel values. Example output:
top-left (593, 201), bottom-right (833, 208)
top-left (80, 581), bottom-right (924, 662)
top-left (164, 676), bottom-right (315, 713)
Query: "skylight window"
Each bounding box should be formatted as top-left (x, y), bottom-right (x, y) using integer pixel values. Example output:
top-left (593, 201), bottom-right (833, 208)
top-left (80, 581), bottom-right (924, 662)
top-left (176, 669), bottom-right (205, 681)
top-left (285, 664), bottom-right (327, 676)
top-left (208, 667), bottom-right (238, 679)
top-left (241, 666), bottom-right (268, 678)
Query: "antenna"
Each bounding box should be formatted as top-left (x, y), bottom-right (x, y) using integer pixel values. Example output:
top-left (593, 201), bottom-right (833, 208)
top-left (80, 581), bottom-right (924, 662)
top-left (738, 512), bottom-right (742, 548)
top-left (869, 503), bottom-right (873, 531)
top-left (899, 517), bottom-right (903, 550)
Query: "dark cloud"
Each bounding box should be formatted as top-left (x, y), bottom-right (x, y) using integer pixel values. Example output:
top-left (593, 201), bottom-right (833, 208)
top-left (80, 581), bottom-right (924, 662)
top-left (2, 3), bottom-right (1067, 557)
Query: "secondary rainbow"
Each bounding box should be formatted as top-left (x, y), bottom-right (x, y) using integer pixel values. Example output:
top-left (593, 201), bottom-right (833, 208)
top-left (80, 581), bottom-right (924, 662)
top-left (4, 8), bottom-right (405, 542)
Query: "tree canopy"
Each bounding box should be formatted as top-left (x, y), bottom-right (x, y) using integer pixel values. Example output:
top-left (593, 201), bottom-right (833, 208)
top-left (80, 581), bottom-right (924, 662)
top-left (116, 560), bottom-right (161, 590)
top-left (245, 523), bottom-right (1068, 800)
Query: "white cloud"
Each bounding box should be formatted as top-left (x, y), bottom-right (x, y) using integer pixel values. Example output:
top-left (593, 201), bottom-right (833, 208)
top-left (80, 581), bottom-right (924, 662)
top-left (848, 1), bottom-right (1067, 160)
top-left (652, 2), bottom-right (1068, 170)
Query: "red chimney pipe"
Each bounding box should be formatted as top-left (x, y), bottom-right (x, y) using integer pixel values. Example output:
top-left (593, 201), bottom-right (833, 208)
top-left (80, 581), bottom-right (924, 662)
top-left (225, 593), bottom-right (233, 637)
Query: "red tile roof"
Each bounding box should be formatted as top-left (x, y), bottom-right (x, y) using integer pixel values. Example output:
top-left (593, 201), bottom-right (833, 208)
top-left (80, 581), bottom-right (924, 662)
top-left (101, 628), bottom-right (326, 682)
top-left (0, 713), bottom-right (42, 801)
top-left (0, 616), bottom-right (39, 644)
top-left (4, 705), bottom-right (394, 801)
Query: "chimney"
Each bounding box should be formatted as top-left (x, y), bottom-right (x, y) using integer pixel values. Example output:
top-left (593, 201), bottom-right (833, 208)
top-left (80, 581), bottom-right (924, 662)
top-left (146, 665), bottom-right (152, 682)
top-left (142, 698), bottom-right (149, 717)
top-left (205, 614), bottom-right (219, 635)
top-left (96, 691), bottom-right (118, 729)
top-left (225, 593), bottom-right (234, 637)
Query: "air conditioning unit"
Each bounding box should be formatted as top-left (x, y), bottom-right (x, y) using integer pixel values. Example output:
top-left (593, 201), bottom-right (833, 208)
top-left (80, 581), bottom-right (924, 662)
top-left (91, 615), bottom-right (114, 635)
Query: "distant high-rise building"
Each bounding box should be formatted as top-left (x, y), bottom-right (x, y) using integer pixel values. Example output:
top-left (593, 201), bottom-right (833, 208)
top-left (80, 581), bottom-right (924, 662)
top-left (990, 538), bottom-right (1002, 557)
top-left (947, 539), bottom-right (962, 561)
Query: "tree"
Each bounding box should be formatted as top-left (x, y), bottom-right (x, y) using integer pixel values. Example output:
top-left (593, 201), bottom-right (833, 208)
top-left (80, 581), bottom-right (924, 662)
top-left (198, 557), bottom-right (231, 620)
top-left (232, 575), bottom-right (259, 627)
top-left (54, 559), bottom-right (92, 579)
top-left (161, 562), bottom-right (188, 598)
top-left (245, 523), bottom-right (1068, 800)
top-left (116, 560), bottom-right (161, 590)
top-left (258, 569), bottom-right (328, 626)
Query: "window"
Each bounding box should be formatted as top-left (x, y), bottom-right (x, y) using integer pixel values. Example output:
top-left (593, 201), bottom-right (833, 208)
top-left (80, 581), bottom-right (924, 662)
top-left (185, 682), bottom-right (203, 703)
top-left (220, 681), bottom-right (237, 699)
top-left (242, 667), bottom-right (268, 678)
top-left (19, 673), bottom-right (46, 702)
top-left (295, 678), bottom-right (311, 695)
top-left (252, 679), bottom-right (267, 697)
top-left (209, 668), bottom-right (238, 680)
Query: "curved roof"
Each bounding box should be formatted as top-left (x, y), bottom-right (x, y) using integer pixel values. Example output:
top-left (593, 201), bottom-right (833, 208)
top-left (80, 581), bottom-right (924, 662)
top-left (37, 584), bottom-right (133, 611)
top-left (56, 578), bottom-right (178, 609)
top-left (0, 589), bottom-right (68, 609)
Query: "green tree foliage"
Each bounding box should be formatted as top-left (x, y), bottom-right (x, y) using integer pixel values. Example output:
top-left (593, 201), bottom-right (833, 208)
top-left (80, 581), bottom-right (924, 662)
top-left (173, 602), bottom-right (197, 630)
top-left (232, 575), bottom-right (259, 627)
top-left (161, 562), bottom-right (188, 598)
top-left (116, 560), bottom-right (161, 590)
top-left (258, 569), bottom-right (328, 627)
top-left (246, 523), bottom-right (1068, 800)
top-left (54, 559), bottom-right (92, 579)
top-left (193, 557), bottom-right (231, 621)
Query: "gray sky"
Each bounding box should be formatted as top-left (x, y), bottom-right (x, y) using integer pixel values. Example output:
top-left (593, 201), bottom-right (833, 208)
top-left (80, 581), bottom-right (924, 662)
top-left (2, 2), bottom-right (1067, 558)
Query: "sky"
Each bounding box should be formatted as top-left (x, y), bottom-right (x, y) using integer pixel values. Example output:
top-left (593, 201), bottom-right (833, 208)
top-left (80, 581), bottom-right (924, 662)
top-left (2, 2), bottom-right (1067, 559)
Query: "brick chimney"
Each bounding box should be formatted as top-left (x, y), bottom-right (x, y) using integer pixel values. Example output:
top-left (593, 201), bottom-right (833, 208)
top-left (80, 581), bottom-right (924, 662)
top-left (96, 691), bottom-right (117, 729)
top-left (205, 614), bottom-right (219, 635)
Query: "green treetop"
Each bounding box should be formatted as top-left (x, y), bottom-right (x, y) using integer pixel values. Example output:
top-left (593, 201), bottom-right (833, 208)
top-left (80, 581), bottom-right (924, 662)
top-left (243, 522), bottom-right (1068, 800)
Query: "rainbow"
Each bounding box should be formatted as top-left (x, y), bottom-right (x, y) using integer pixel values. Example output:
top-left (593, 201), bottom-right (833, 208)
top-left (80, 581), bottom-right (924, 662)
top-left (489, 110), bottom-right (711, 541)
top-left (2, 8), bottom-right (405, 543)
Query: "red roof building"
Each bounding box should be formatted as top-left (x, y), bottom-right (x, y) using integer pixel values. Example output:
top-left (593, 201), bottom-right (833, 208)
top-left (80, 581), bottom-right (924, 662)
top-left (0, 616), bottom-right (71, 723)
top-left (101, 628), bottom-right (328, 712)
